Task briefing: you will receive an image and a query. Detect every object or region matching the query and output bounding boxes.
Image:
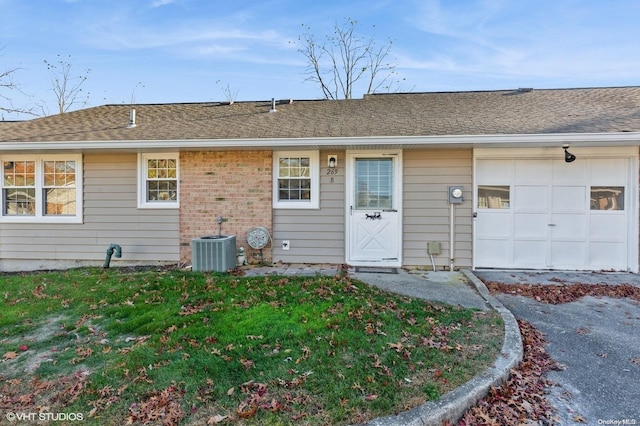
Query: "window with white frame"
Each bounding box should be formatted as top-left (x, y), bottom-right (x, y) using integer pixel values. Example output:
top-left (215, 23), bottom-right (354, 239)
top-left (1, 154), bottom-right (82, 223)
top-left (138, 153), bottom-right (179, 208)
top-left (273, 151), bottom-right (319, 209)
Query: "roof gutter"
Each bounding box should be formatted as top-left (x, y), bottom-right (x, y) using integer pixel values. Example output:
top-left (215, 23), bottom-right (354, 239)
top-left (1, 132), bottom-right (639, 153)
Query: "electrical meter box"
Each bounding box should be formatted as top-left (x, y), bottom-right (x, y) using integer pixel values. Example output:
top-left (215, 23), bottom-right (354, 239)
top-left (449, 186), bottom-right (464, 204)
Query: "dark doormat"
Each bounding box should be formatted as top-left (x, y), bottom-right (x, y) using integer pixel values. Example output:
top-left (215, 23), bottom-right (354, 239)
top-left (355, 266), bottom-right (398, 274)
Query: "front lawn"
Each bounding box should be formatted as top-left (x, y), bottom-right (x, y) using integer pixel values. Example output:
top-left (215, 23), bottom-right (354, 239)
top-left (0, 268), bottom-right (502, 425)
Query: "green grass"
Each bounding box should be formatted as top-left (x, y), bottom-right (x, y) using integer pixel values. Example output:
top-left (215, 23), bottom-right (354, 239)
top-left (0, 268), bottom-right (503, 425)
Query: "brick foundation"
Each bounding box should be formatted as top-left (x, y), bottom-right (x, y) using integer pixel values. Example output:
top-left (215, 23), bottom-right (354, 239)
top-left (179, 151), bottom-right (273, 265)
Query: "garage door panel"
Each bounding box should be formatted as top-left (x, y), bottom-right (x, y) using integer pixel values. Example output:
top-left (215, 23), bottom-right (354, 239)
top-left (552, 186), bottom-right (586, 211)
top-left (475, 240), bottom-right (510, 266)
top-left (514, 213), bottom-right (548, 238)
top-left (551, 213), bottom-right (587, 239)
top-left (590, 214), bottom-right (626, 240)
top-left (552, 159), bottom-right (587, 183)
top-left (551, 241), bottom-right (586, 268)
top-left (514, 186), bottom-right (547, 211)
top-left (475, 157), bottom-right (634, 271)
top-left (515, 160), bottom-right (551, 183)
top-left (475, 212), bottom-right (511, 238)
top-left (589, 242), bottom-right (627, 269)
top-left (476, 159), bottom-right (511, 183)
top-left (592, 159), bottom-right (628, 182)
top-left (513, 240), bottom-right (546, 267)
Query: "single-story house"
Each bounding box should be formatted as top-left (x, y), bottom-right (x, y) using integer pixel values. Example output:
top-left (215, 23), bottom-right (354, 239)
top-left (1, 87), bottom-right (639, 272)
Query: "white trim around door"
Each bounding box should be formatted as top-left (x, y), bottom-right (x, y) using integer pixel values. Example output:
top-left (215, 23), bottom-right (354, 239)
top-left (345, 150), bottom-right (403, 267)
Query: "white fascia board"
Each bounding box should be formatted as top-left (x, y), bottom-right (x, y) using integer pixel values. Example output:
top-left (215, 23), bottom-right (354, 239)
top-left (1, 132), bottom-right (639, 152)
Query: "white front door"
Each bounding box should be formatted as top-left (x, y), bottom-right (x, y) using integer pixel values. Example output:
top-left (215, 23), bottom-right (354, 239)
top-left (346, 151), bottom-right (402, 266)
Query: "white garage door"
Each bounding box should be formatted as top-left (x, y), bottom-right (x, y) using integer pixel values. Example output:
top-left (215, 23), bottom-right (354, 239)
top-left (475, 157), bottom-right (634, 271)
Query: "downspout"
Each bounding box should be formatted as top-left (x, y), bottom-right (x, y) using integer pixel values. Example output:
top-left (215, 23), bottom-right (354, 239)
top-left (103, 244), bottom-right (122, 268)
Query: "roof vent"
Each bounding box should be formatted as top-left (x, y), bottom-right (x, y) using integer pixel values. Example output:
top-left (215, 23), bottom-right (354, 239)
top-left (127, 108), bottom-right (137, 128)
top-left (269, 98), bottom-right (277, 113)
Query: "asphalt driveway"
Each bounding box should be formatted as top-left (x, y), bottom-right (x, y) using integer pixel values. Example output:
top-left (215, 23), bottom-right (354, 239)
top-left (474, 270), bottom-right (640, 425)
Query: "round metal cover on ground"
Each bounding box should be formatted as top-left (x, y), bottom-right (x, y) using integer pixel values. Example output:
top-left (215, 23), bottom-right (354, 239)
top-left (247, 227), bottom-right (271, 249)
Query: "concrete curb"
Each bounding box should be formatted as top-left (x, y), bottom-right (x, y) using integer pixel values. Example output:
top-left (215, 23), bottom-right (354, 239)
top-left (362, 269), bottom-right (523, 426)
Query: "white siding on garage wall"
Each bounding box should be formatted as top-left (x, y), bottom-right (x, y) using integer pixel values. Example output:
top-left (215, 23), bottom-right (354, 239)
top-left (272, 150), bottom-right (346, 264)
top-left (403, 149), bottom-right (473, 268)
top-left (0, 153), bottom-right (179, 271)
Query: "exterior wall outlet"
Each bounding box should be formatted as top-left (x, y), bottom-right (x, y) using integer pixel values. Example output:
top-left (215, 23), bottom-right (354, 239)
top-left (282, 240), bottom-right (290, 250)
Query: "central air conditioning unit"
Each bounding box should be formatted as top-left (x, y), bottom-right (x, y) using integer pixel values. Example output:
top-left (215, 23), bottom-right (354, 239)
top-left (191, 235), bottom-right (236, 272)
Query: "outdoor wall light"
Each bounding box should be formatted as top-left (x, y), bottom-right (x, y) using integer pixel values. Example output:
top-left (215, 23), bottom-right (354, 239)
top-left (563, 145), bottom-right (576, 163)
top-left (328, 155), bottom-right (337, 167)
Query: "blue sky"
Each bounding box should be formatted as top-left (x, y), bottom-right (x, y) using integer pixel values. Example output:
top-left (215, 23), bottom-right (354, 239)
top-left (1, 0), bottom-right (639, 120)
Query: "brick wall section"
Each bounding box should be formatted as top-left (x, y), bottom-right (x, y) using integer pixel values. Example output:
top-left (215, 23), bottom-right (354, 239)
top-left (179, 151), bottom-right (273, 264)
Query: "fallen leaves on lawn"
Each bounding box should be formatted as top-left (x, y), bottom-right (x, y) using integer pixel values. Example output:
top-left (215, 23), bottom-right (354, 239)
top-left (126, 384), bottom-right (186, 425)
top-left (0, 372), bottom-right (89, 412)
top-left (178, 301), bottom-right (211, 316)
top-left (485, 281), bottom-right (640, 304)
top-left (451, 320), bottom-right (560, 426)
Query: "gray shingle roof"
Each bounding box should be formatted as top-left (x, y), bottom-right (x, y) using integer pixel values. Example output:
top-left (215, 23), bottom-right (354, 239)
top-left (2, 87), bottom-right (639, 143)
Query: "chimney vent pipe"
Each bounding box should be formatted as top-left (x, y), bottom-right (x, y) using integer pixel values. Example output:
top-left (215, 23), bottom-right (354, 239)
top-left (127, 108), bottom-right (137, 128)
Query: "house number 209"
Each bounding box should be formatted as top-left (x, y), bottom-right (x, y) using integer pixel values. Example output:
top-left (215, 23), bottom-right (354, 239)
top-left (326, 168), bottom-right (339, 183)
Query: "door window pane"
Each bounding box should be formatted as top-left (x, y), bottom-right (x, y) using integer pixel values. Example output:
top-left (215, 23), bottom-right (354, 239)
top-left (355, 158), bottom-right (393, 209)
top-left (478, 185), bottom-right (510, 209)
top-left (590, 186), bottom-right (624, 210)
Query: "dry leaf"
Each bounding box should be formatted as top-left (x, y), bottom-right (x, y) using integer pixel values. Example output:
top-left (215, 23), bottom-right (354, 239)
top-left (207, 414), bottom-right (228, 424)
top-left (573, 414), bottom-right (588, 423)
top-left (3, 351), bottom-right (18, 360)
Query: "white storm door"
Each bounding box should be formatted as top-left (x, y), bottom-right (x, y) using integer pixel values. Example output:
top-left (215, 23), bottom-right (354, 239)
top-left (346, 151), bottom-right (402, 266)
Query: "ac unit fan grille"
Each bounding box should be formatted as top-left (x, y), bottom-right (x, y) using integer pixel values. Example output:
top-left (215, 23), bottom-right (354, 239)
top-left (191, 236), bottom-right (236, 272)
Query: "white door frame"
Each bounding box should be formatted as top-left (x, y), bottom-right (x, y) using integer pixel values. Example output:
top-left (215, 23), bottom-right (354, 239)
top-left (345, 150), bottom-right (403, 267)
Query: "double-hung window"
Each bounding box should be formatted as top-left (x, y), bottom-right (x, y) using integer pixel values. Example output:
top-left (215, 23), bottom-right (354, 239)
top-left (1, 154), bottom-right (82, 223)
top-left (273, 151), bottom-right (319, 209)
top-left (138, 153), bottom-right (179, 208)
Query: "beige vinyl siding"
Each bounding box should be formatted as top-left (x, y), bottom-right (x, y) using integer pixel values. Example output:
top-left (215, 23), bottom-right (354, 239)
top-left (272, 149), bottom-right (473, 267)
top-left (272, 150), bottom-right (345, 263)
top-left (403, 149), bottom-right (473, 268)
top-left (0, 153), bottom-right (179, 270)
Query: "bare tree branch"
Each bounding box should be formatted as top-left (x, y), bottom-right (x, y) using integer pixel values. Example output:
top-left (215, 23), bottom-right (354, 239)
top-left (44, 54), bottom-right (91, 114)
top-left (296, 19), bottom-right (400, 100)
top-left (0, 47), bottom-right (37, 118)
